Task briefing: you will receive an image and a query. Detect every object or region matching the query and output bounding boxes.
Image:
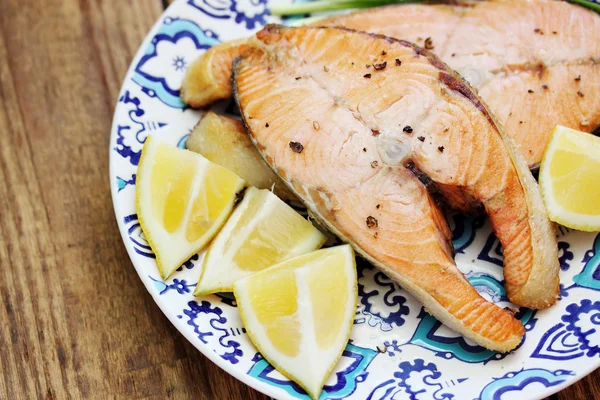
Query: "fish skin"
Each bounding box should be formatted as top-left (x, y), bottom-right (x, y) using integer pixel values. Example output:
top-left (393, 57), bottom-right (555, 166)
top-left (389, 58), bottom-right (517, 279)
top-left (232, 25), bottom-right (560, 351)
top-left (182, 0), bottom-right (600, 167)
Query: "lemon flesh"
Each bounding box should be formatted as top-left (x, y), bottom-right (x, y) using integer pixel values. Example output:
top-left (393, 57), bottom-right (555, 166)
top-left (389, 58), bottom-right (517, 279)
top-left (194, 187), bottom-right (326, 295)
top-left (136, 136), bottom-right (245, 279)
top-left (539, 125), bottom-right (600, 231)
top-left (234, 245), bottom-right (357, 400)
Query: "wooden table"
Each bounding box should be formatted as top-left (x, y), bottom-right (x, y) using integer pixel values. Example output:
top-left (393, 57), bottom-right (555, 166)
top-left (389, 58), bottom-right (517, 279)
top-left (0, 0), bottom-right (598, 398)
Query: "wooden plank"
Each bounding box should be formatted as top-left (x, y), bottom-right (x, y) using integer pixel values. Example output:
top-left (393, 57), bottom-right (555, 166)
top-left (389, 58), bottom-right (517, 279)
top-left (552, 373), bottom-right (600, 400)
top-left (0, 0), bottom-right (266, 398)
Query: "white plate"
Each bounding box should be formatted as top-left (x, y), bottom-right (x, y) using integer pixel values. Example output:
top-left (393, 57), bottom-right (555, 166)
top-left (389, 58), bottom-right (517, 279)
top-left (110, 1), bottom-right (600, 398)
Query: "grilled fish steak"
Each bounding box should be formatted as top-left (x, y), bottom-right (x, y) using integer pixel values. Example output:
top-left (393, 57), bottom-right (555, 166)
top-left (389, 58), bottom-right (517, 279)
top-left (182, 0), bottom-right (600, 168)
top-left (233, 25), bottom-right (561, 351)
top-left (321, 0), bottom-right (600, 168)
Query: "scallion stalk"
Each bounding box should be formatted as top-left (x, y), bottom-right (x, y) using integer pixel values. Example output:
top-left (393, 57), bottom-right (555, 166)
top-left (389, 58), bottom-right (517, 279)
top-left (270, 0), bottom-right (414, 16)
top-left (270, 0), bottom-right (600, 17)
top-left (567, 0), bottom-right (600, 13)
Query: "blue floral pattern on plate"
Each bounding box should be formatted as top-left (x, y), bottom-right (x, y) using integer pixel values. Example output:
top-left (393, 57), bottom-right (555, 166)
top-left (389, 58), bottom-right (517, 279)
top-left (477, 368), bottom-right (573, 400)
top-left (356, 263), bottom-right (410, 331)
top-left (573, 233), bottom-right (600, 291)
top-left (110, 1), bottom-right (600, 399)
top-left (188, 0), bottom-right (268, 29)
top-left (248, 343), bottom-right (377, 399)
top-left (367, 358), bottom-right (455, 400)
top-left (133, 17), bottom-right (219, 108)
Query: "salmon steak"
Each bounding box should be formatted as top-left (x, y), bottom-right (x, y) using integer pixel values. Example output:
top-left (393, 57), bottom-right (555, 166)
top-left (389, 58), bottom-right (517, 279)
top-left (183, 0), bottom-right (600, 168)
top-left (233, 25), bottom-right (560, 352)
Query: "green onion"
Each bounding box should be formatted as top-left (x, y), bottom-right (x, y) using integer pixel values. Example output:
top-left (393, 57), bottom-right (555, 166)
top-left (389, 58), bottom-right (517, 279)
top-left (270, 0), bottom-right (600, 17)
top-left (285, 15), bottom-right (329, 26)
top-left (567, 0), bottom-right (600, 13)
top-left (270, 0), bottom-right (418, 16)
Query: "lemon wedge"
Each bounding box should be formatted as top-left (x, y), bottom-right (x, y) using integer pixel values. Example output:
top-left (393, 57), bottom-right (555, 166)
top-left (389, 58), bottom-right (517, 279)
top-left (233, 245), bottom-right (357, 400)
top-left (539, 125), bottom-right (600, 231)
top-left (194, 187), bottom-right (326, 295)
top-left (136, 136), bottom-right (245, 279)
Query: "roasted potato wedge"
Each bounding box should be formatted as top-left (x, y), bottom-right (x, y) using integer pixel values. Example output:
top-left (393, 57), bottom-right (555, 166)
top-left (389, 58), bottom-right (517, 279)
top-left (186, 111), bottom-right (297, 202)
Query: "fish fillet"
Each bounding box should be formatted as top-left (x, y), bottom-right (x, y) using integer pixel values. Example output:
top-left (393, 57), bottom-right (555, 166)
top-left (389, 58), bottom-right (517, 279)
top-left (233, 25), bottom-right (560, 351)
top-left (182, 0), bottom-right (600, 167)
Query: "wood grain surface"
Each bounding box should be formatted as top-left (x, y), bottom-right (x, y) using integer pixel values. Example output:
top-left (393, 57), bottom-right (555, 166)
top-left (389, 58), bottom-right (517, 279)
top-left (0, 0), bottom-right (597, 399)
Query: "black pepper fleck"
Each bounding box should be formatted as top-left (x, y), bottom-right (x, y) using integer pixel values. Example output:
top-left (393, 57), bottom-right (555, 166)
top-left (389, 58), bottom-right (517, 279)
top-left (552, 31), bottom-right (558, 34)
top-left (366, 64), bottom-right (371, 68)
top-left (542, 84), bottom-right (548, 90)
top-left (364, 73), bottom-right (372, 79)
top-left (395, 58), bottom-right (402, 66)
top-left (451, 53), bottom-right (456, 57)
top-left (528, 89), bottom-right (534, 93)
top-left (503, 307), bottom-right (517, 316)
top-left (323, 66), bottom-right (329, 72)
top-left (424, 37), bottom-right (434, 50)
top-left (438, 146), bottom-right (445, 153)
top-left (234, 187), bottom-right (247, 206)
top-left (265, 122), bottom-right (269, 128)
top-left (374, 232), bottom-right (378, 238)
top-left (417, 136), bottom-right (425, 142)
top-left (578, 91), bottom-right (585, 97)
top-left (403, 125), bottom-right (413, 134)
top-left (381, 51), bottom-right (387, 56)
top-left (376, 204), bottom-right (380, 209)
top-left (295, 76), bottom-right (301, 80)
top-left (575, 75), bottom-right (581, 82)
top-left (519, 121), bottom-right (524, 124)
top-left (363, 148), bottom-right (367, 152)
top-left (374, 61), bottom-right (387, 70)
top-left (371, 129), bottom-right (380, 136)
top-left (371, 161), bottom-right (378, 168)
top-left (366, 216), bottom-right (378, 228)
top-left (289, 141), bottom-right (304, 153)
